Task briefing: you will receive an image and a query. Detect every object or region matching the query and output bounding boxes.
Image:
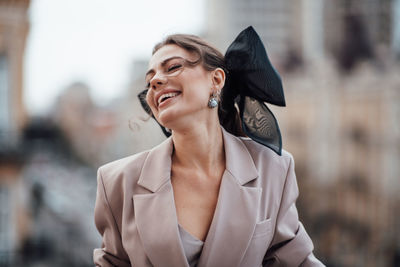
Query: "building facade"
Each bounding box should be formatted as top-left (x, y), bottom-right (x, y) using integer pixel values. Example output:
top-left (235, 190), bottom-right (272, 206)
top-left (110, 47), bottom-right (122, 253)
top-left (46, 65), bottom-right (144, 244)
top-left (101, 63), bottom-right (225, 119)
top-left (0, 0), bottom-right (30, 265)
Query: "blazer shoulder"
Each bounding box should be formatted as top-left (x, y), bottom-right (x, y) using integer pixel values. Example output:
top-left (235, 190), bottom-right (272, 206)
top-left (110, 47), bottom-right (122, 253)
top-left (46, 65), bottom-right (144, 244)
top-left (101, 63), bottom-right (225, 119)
top-left (238, 136), bottom-right (294, 172)
top-left (97, 150), bottom-right (150, 189)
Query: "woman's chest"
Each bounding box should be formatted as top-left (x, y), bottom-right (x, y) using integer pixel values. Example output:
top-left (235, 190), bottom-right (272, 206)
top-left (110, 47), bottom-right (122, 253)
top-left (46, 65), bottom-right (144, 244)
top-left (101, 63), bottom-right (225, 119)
top-left (171, 171), bottom-right (222, 242)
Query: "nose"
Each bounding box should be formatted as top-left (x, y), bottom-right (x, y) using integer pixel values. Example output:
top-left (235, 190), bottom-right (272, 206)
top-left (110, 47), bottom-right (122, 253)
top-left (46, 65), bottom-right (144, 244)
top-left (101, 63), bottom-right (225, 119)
top-left (149, 72), bottom-right (168, 90)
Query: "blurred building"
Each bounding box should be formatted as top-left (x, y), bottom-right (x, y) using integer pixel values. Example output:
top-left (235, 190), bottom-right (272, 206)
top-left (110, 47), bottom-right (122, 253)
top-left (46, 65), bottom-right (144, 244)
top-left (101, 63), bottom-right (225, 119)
top-left (394, 0), bottom-right (400, 57)
top-left (18, 119), bottom-right (100, 267)
top-left (275, 61), bottom-right (400, 266)
top-left (54, 82), bottom-right (103, 165)
top-left (325, 0), bottom-right (394, 70)
top-left (205, 0), bottom-right (399, 66)
top-left (0, 0), bottom-right (30, 265)
top-left (0, 2), bottom-right (98, 266)
top-left (204, 0), bottom-right (305, 65)
top-left (0, 0), bottom-right (29, 142)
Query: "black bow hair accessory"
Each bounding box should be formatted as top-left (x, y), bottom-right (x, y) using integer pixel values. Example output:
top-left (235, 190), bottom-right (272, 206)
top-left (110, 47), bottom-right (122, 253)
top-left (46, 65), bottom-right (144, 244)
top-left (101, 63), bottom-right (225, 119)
top-left (138, 26), bottom-right (286, 155)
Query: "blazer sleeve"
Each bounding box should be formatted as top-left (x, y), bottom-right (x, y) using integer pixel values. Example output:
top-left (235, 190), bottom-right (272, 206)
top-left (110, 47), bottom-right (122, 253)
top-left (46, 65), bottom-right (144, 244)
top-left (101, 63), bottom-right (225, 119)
top-left (263, 154), bottom-right (325, 267)
top-left (93, 168), bottom-right (131, 267)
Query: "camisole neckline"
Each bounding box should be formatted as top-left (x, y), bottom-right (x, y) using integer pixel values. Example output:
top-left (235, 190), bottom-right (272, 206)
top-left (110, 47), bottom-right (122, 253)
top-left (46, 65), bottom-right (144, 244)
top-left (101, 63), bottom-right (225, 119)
top-left (178, 224), bottom-right (204, 267)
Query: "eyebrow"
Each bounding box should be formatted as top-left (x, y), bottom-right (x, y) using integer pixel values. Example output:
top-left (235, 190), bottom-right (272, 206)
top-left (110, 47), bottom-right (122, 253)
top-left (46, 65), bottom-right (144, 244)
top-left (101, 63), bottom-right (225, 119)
top-left (145, 56), bottom-right (184, 79)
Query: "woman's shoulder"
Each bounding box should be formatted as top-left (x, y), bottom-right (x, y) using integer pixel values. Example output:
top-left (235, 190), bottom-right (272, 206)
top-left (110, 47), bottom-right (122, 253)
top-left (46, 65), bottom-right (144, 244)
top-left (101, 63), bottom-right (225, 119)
top-left (235, 137), bottom-right (297, 191)
top-left (237, 136), bottom-right (293, 171)
top-left (97, 150), bottom-right (150, 187)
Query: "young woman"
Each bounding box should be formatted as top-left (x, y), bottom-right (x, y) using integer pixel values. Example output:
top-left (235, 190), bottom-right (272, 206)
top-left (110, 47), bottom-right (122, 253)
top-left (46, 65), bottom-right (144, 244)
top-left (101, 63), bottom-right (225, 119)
top-left (93, 27), bottom-right (324, 267)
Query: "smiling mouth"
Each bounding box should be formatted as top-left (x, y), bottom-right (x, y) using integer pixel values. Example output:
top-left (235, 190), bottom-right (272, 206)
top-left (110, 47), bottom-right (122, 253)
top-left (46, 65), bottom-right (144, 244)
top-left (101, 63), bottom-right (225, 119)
top-left (158, 92), bottom-right (181, 106)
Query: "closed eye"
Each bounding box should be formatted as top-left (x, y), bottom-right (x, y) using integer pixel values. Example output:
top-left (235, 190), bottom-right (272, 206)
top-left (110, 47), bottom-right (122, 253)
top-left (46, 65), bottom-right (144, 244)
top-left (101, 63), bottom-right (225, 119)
top-left (167, 64), bottom-right (182, 72)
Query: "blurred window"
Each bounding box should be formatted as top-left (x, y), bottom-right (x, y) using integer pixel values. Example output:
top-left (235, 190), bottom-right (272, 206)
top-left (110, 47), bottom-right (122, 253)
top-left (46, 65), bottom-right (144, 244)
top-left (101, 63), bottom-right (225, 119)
top-left (0, 185), bottom-right (11, 264)
top-left (0, 54), bottom-right (9, 135)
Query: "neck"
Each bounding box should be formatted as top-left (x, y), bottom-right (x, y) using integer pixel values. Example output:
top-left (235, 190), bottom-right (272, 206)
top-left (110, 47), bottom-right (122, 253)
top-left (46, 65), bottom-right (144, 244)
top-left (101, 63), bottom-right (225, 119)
top-left (171, 121), bottom-right (225, 176)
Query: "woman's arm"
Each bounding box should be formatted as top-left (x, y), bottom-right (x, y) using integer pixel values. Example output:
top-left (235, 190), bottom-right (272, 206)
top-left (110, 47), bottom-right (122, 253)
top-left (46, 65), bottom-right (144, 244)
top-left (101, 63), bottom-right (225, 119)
top-left (263, 154), bottom-right (325, 267)
top-left (93, 168), bottom-right (131, 267)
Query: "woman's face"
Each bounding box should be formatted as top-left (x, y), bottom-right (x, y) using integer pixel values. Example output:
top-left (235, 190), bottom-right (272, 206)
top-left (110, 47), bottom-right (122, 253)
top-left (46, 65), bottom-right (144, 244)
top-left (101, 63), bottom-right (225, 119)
top-left (145, 44), bottom-right (214, 129)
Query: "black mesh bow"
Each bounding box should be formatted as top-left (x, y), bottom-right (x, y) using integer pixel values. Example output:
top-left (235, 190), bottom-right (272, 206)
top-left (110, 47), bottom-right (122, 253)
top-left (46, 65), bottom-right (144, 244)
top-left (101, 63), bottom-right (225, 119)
top-left (138, 26), bottom-right (285, 155)
top-left (224, 26), bottom-right (285, 155)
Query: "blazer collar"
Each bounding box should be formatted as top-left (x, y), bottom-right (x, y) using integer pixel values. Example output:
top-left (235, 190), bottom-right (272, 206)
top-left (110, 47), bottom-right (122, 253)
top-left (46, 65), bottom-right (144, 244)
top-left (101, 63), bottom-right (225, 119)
top-left (137, 126), bottom-right (258, 192)
top-left (137, 135), bottom-right (174, 192)
top-left (222, 127), bottom-right (258, 185)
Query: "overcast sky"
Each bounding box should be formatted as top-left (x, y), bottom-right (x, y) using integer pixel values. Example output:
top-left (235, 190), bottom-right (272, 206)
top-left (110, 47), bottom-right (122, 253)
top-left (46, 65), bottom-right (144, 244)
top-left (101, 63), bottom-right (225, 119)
top-left (24, 0), bottom-right (205, 115)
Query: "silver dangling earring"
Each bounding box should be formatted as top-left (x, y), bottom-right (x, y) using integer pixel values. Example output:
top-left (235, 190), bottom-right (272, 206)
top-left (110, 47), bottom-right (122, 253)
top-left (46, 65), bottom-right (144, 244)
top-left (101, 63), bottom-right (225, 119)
top-left (208, 91), bottom-right (218, 108)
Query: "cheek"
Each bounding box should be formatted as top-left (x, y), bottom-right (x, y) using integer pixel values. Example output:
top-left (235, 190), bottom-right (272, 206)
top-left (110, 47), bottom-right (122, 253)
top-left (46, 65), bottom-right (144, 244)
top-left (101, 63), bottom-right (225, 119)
top-left (187, 90), bottom-right (209, 105)
top-left (183, 74), bottom-right (211, 100)
top-left (146, 91), bottom-right (157, 111)
top-left (188, 84), bottom-right (211, 103)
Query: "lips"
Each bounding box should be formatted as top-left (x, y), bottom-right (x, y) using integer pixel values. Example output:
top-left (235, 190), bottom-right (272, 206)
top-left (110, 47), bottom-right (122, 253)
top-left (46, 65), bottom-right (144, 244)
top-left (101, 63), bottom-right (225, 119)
top-left (158, 92), bottom-right (180, 105)
top-left (155, 90), bottom-right (181, 108)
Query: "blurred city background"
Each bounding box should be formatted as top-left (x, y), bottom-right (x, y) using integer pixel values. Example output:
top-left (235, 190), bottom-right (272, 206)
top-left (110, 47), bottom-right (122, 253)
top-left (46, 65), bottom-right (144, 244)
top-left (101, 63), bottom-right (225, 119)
top-left (0, 0), bottom-right (399, 266)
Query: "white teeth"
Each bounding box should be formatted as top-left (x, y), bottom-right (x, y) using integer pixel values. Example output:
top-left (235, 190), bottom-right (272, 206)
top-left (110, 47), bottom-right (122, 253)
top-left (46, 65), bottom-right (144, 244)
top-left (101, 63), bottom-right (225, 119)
top-left (158, 92), bottom-right (180, 105)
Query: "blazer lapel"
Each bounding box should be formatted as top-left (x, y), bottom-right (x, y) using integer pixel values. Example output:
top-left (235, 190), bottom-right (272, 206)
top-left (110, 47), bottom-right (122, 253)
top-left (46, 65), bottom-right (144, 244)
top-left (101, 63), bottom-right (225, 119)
top-left (133, 138), bottom-right (189, 267)
top-left (197, 128), bottom-right (261, 267)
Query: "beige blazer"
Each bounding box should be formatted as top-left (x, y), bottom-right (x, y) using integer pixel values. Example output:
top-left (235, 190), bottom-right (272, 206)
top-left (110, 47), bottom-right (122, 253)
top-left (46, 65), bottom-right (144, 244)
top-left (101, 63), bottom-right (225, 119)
top-left (93, 127), bottom-right (324, 267)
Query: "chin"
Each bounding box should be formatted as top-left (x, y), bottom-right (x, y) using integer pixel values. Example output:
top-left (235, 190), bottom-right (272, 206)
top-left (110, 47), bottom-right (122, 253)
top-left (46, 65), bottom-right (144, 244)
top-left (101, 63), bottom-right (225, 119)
top-left (156, 108), bottom-right (180, 129)
top-left (156, 106), bottom-right (196, 130)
